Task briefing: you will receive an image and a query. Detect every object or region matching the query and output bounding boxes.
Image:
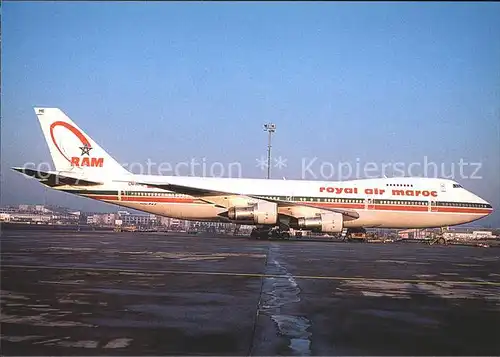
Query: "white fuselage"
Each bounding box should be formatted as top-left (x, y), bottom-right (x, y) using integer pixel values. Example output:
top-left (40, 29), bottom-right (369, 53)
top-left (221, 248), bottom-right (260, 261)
top-left (26, 107), bottom-right (493, 231)
top-left (59, 175), bottom-right (492, 229)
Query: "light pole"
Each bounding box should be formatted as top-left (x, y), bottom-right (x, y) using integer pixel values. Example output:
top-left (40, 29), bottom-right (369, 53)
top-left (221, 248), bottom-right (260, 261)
top-left (263, 123), bottom-right (276, 179)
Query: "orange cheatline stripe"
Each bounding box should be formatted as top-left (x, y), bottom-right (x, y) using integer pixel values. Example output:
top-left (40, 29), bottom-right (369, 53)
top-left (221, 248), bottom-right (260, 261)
top-left (433, 207), bottom-right (493, 214)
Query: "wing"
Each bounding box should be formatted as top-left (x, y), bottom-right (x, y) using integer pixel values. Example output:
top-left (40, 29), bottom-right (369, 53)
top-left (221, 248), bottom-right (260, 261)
top-left (136, 181), bottom-right (360, 220)
top-left (247, 194), bottom-right (360, 220)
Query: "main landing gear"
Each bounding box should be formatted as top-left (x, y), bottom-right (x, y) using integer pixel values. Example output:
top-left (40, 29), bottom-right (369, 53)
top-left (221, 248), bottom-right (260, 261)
top-left (250, 227), bottom-right (290, 240)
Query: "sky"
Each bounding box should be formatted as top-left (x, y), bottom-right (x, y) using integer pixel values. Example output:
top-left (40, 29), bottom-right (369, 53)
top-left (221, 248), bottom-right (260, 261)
top-left (2, 2), bottom-right (500, 226)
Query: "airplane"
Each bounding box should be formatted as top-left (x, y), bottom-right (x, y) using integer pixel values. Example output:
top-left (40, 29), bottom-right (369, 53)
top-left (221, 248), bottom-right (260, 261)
top-left (12, 107), bottom-right (493, 239)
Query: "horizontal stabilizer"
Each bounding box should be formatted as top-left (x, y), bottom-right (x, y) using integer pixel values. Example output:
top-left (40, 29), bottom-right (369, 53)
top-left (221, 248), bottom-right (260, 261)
top-left (12, 167), bottom-right (102, 187)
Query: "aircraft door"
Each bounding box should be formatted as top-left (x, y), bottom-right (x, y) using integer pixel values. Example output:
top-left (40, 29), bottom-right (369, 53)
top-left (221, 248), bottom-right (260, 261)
top-left (366, 198), bottom-right (374, 210)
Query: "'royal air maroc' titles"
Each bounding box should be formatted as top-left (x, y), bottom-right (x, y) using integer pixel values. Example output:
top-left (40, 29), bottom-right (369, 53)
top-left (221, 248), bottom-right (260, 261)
top-left (319, 186), bottom-right (437, 197)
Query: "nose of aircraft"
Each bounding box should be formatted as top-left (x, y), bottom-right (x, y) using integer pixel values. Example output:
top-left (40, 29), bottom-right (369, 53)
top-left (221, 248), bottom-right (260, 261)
top-left (474, 193), bottom-right (493, 216)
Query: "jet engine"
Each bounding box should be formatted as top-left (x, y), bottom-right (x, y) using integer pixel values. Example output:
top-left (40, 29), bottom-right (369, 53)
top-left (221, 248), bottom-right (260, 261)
top-left (227, 201), bottom-right (278, 225)
top-left (296, 212), bottom-right (343, 233)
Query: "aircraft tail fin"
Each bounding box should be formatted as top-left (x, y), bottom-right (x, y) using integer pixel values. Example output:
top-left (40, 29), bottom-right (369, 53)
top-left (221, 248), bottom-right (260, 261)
top-left (34, 107), bottom-right (130, 177)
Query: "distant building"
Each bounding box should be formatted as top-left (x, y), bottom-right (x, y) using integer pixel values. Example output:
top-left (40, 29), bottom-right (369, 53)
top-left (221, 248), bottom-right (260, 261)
top-left (471, 231), bottom-right (496, 239)
top-left (443, 230), bottom-right (496, 240)
top-left (190, 220), bottom-right (235, 233)
top-left (397, 228), bottom-right (436, 239)
top-left (34, 205), bottom-right (50, 213)
top-left (159, 216), bottom-right (171, 227)
top-left (0, 207), bottom-right (17, 214)
top-left (86, 214), bottom-right (99, 225)
top-left (101, 213), bottom-right (118, 225)
top-left (119, 213), bottom-right (154, 227)
top-left (168, 218), bottom-right (184, 230)
top-left (9, 212), bottom-right (51, 223)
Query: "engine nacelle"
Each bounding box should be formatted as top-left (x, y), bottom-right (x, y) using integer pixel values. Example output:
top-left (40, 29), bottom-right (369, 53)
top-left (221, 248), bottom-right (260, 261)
top-left (227, 201), bottom-right (278, 225)
top-left (296, 212), bottom-right (343, 233)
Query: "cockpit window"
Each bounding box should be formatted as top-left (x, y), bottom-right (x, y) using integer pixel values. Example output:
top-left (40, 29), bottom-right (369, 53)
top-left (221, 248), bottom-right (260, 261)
top-left (453, 183), bottom-right (463, 188)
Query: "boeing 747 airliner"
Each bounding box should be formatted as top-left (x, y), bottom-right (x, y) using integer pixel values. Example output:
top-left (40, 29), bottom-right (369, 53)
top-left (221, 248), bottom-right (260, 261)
top-left (12, 108), bottom-right (493, 239)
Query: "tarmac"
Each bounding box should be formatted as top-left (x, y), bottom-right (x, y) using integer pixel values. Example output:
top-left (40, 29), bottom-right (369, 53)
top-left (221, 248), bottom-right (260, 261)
top-left (1, 230), bottom-right (499, 356)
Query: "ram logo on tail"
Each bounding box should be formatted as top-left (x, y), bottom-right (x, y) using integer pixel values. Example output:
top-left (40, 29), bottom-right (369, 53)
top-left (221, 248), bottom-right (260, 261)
top-left (70, 157), bottom-right (104, 167)
top-left (48, 121), bottom-right (105, 167)
top-left (35, 107), bottom-right (130, 175)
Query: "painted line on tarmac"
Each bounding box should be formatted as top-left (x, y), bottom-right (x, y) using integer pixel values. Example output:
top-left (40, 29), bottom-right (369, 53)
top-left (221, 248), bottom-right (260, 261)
top-left (3, 264), bottom-right (500, 287)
